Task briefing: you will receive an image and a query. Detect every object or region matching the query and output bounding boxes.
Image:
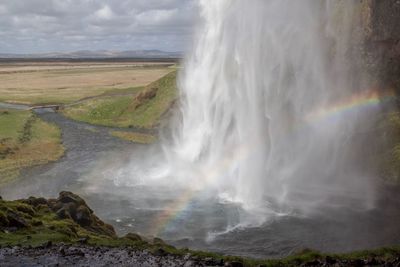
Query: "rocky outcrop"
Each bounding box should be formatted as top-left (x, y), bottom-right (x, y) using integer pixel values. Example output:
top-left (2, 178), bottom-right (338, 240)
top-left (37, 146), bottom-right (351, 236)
top-left (361, 0), bottom-right (400, 92)
top-left (0, 191), bottom-right (116, 237)
top-left (24, 191), bottom-right (116, 237)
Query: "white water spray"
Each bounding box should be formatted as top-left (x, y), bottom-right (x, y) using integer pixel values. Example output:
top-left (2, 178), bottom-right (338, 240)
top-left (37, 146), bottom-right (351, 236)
top-left (160, 0), bottom-right (377, 225)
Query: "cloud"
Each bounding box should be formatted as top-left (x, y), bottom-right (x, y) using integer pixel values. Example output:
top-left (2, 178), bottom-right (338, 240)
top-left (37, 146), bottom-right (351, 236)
top-left (0, 0), bottom-right (199, 53)
top-left (94, 5), bottom-right (115, 20)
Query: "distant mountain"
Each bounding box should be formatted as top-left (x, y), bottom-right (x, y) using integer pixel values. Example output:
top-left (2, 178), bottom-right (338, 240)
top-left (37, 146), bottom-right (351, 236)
top-left (0, 50), bottom-right (182, 59)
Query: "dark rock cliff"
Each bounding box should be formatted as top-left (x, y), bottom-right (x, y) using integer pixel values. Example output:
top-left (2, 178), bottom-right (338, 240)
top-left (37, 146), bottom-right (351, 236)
top-left (362, 0), bottom-right (400, 92)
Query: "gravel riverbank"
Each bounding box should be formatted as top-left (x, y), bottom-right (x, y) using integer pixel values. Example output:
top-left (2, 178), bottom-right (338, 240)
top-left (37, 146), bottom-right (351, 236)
top-left (0, 244), bottom-right (227, 267)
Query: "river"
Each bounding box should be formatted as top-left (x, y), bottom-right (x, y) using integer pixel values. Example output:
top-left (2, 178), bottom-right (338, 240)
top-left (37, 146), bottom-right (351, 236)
top-left (1, 103), bottom-right (400, 259)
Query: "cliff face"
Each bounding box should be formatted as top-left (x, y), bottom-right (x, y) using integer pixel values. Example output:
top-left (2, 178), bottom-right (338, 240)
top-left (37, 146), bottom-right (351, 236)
top-left (362, 0), bottom-right (400, 92)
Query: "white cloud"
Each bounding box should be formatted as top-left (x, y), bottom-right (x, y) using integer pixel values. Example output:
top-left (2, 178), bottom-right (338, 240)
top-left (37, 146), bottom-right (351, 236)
top-left (94, 5), bottom-right (114, 20)
top-left (137, 9), bottom-right (178, 26)
top-left (0, 0), bottom-right (199, 53)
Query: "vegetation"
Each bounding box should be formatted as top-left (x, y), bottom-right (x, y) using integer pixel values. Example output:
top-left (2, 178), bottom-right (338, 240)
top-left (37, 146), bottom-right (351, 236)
top-left (1, 192), bottom-right (399, 267)
top-left (63, 71), bottom-right (178, 129)
top-left (378, 112), bottom-right (400, 184)
top-left (0, 63), bottom-right (172, 105)
top-left (109, 131), bottom-right (156, 144)
top-left (0, 109), bottom-right (64, 184)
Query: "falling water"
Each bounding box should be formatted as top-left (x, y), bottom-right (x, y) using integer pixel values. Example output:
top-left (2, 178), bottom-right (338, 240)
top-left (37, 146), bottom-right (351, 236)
top-left (161, 0), bottom-right (378, 226)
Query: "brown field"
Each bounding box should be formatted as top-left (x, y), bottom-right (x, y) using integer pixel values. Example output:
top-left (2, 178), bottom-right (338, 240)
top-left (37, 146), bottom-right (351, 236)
top-left (0, 61), bottom-right (175, 105)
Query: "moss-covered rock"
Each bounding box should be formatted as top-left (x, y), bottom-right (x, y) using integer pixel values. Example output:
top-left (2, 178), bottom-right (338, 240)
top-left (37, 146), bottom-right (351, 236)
top-left (1, 192), bottom-right (400, 266)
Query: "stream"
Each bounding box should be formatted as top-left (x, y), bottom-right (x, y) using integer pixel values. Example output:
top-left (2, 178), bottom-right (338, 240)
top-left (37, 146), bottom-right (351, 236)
top-left (1, 103), bottom-right (400, 259)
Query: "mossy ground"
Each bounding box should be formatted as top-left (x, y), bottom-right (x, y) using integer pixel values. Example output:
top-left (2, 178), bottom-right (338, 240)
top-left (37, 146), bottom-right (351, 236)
top-left (0, 109), bottom-right (64, 184)
top-left (63, 71), bottom-right (178, 129)
top-left (1, 196), bottom-right (400, 267)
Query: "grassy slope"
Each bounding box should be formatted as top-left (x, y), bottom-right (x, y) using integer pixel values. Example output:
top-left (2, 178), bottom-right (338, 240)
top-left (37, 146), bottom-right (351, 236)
top-left (0, 195), bottom-right (400, 267)
top-left (0, 109), bottom-right (64, 184)
top-left (63, 71), bottom-right (177, 129)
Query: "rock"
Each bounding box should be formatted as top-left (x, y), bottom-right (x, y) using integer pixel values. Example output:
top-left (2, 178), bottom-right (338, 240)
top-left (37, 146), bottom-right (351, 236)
top-left (59, 247), bottom-right (66, 256)
top-left (184, 260), bottom-right (196, 267)
top-left (67, 248), bottom-right (85, 257)
top-left (75, 205), bottom-right (91, 226)
top-left (4, 227), bottom-right (18, 233)
top-left (302, 259), bottom-right (322, 266)
top-left (23, 197), bottom-right (48, 207)
top-left (350, 259), bottom-right (365, 267)
top-left (0, 211), bottom-right (10, 227)
top-left (58, 191), bottom-right (84, 205)
top-left (204, 257), bottom-right (224, 266)
top-left (44, 241), bottom-right (53, 248)
top-left (14, 204), bottom-right (35, 216)
top-left (325, 255), bottom-right (336, 264)
top-left (153, 248), bottom-right (168, 257)
top-left (183, 253), bottom-right (191, 261)
top-left (6, 211), bottom-right (29, 228)
top-left (225, 261), bottom-right (243, 267)
top-left (50, 192), bottom-right (116, 237)
top-left (78, 237), bottom-right (89, 244)
top-left (55, 207), bottom-right (72, 220)
top-left (124, 233), bottom-right (142, 242)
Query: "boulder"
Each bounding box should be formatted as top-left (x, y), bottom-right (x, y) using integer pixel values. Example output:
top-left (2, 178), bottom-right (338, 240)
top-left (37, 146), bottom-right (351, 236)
top-left (0, 211), bottom-right (9, 227)
top-left (23, 197), bottom-right (48, 207)
top-left (224, 262), bottom-right (243, 267)
top-left (7, 211), bottom-right (29, 228)
top-left (49, 191), bottom-right (116, 237)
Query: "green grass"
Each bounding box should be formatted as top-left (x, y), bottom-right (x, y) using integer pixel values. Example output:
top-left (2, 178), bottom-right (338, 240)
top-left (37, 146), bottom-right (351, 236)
top-left (0, 110), bottom-right (31, 139)
top-left (109, 131), bottom-right (157, 144)
top-left (101, 86), bottom-right (144, 96)
top-left (63, 71), bottom-right (178, 129)
top-left (0, 109), bottom-right (64, 184)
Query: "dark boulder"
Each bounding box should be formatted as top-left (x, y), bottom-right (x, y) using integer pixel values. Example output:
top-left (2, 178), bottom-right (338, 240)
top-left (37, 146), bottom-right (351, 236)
top-left (0, 211), bottom-right (9, 227)
top-left (55, 207), bottom-right (72, 220)
top-left (23, 197), bottom-right (48, 207)
top-left (75, 205), bottom-right (92, 226)
top-left (7, 211), bottom-right (29, 228)
top-left (49, 191), bottom-right (116, 237)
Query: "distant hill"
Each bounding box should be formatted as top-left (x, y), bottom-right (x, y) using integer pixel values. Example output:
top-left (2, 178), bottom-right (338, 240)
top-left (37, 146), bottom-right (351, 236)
top-left (0, 50), bottom-right (181, 59)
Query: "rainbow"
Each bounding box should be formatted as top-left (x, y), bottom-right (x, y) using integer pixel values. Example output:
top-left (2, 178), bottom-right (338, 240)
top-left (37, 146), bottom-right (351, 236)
top-left (149, 88), bottom-right (395, 237)
top-left (149, 144), bottom-right (251, 237)
top-left (306, 89), bottom-right (395, 125)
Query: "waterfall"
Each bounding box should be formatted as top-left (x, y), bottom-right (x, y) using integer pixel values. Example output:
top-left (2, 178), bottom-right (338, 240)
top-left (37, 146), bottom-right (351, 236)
top-left (161, 0), bottom-right (378, 226)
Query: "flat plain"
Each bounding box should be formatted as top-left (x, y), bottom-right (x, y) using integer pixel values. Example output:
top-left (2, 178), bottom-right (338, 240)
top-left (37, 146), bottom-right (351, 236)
top-left (0, 60), bottom-right (175, 105)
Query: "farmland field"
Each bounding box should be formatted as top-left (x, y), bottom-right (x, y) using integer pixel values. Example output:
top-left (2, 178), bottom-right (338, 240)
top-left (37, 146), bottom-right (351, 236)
top-left (0, 60), bottom-right (175, 105)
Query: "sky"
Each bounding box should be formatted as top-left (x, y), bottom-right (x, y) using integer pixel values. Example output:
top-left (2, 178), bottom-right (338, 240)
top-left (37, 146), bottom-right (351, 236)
top-left (0, 0), bottom-right (198, 54)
